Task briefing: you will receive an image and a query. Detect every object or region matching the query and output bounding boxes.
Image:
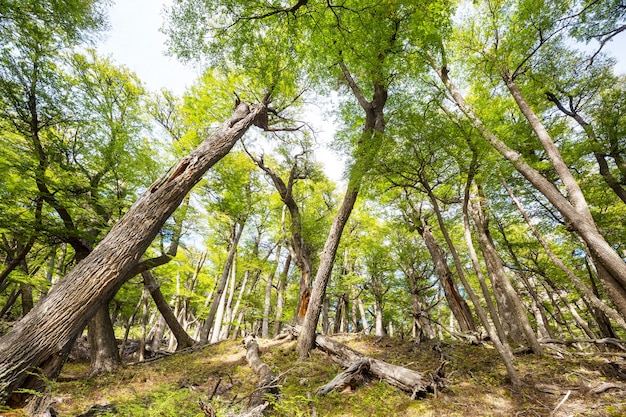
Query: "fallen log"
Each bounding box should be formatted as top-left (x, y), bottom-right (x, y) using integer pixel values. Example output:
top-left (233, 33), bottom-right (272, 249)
top-left (538, 337), bottom-right (626, 351)
top-left (316, 358), bottom-right (370, 395)
top-left (242, 335), bottom-right (278, 409)
top-left (314, 334), bottom-right (446, 398)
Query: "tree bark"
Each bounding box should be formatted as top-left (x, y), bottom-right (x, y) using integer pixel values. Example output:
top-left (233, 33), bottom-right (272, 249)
top-left (242, 335), bottom-right (278, 408)
top-left (142, 270), bottom-right (195, 350)
top-left (314, 334), bottom-right (444, 397)
top-left (273, 254), bottom-right (291, 337)
top-left (417, 220), bottom-right (475, 333)
top-left (87, 304), bottom-right (120, 376)
top-left (0, 101), bottom-right (266, 405)
top-left (468, 187), bottom-right (543, 354)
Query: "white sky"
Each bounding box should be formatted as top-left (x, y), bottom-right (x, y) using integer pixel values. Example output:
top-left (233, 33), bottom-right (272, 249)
top-left (97, 0), bottom-right (198, 94)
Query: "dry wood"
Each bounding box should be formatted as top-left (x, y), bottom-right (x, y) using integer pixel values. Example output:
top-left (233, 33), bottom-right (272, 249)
top-left (314, 334), bottom-right (445, 398)
top-left (539, 338), bottom-right (626, 351)
top-left (316, 358), bottom-right (370, 395)
top-left (242, 335), bottom-right (278, 409)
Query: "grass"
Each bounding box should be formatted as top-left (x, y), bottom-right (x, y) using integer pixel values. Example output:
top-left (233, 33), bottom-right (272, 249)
top-left (48, 336), bottom-right (626, 416)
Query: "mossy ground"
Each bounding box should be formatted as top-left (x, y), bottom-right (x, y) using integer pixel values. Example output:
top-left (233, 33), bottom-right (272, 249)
top-left (47, 336), bottom-right (626, 416)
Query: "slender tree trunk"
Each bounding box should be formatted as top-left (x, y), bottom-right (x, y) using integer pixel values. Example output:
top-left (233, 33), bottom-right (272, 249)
top-left (212, 259), bottom-right (233, 343)
top-left (358, 297), bottom-right (369, 334)
top-left (456, 156), bottom-right (520, 385)
top-left (500, 176), bottom-right (626, 331)
top-left (545, 91), bottom-right (626, 205)
top-left (436, 65), bottom-right (626, 309)
top-left (419, 178), bottom-right (476, 332)
top-left (322, 296), bottom-right (330, 335)
top-left (230, 269), bottom-right (249, 339)
top-left (494, 213), bottom-right (554, 339)
top-left (273, 254), bottom-right (291, 337)
top-left (417, 220), bottom-right (476, 332)
top-left (296, 63), bottom-right (387, 358)
top-left (374, 297), bottom-right (386, 337)
top-left (567, 302), bottom-right (597, 339)
top-left (139, 287), bottom-right (150, 362)
top-left (219, 256), bottom-right (238, 340)
top-left (468, 187), bottom-right (543, 354)
top-left (261, 248), bottom-right (280, 338)
top-left (199, 221), bottom-right (244, 343)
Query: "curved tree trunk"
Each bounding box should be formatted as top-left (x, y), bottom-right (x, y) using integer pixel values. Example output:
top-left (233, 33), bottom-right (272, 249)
top-left (0, 101), bottom-right (266, 406)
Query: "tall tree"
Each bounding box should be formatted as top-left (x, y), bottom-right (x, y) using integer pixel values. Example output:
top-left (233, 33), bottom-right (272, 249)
top-left (0, 98), bottom-right (268, 409)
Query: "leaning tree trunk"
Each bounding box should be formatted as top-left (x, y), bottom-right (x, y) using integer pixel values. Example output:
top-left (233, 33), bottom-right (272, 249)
top-left (468, 187), bottom-right (543, 354)
top-left (435, 64), bottom-right (626, 316)
top-left (0, 100), bottom-right (266, 407)
top-left (200, 222), bottom-right (244, 344)
top-left (417, 220), bottom-right (476, 333)
top-left (296, 63), bottom-right (387, 358)
top-left (142, 270), bottom-right (195, 350)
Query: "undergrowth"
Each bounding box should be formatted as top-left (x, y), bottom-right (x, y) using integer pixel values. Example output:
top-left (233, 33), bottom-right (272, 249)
top-left (49, 336), bottom-right (626, 416)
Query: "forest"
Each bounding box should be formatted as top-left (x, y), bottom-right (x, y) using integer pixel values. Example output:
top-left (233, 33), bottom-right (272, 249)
top-left (1, 0), bottom-right (626, 416)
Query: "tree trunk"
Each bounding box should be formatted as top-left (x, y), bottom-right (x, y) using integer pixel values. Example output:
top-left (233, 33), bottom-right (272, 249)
top-left (437, 65), bottom-right (626, 315)
top-left (314, 334), bottom-right (444, 397)
top-left (230, 270), bottom-right (249, 339)
top-left (418, 220), bottom-right (476, 333)
top-left (273, 254), bottom-right (291, 337)
top-left (142, 270), bottom-right (195, 350)
top-left (0, 101), bottom-right (266, 405)
top-left (199, 221), bottom-right (245, 343)
top-left (219, 255), bottom-right (239, 340)
top-left (261, 249), bottom-right (280, 338)
top-left (374, 297), bottom-right (386, 337)
top-left (468, 187), bottom-right (543, 354)
top-left (296, 63), bottom-right (387, 358)
top-left (500, 176), bottom-right (626, 332)
top-left (88, 305), bottom-right (120, 376)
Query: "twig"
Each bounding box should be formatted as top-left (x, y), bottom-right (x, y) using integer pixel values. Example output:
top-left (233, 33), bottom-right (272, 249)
top-left (550, 390), bottom-right (571, 417)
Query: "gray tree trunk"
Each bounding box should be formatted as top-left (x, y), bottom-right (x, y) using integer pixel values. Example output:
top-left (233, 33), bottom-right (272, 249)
top-left (0, 101), bottom-right (266, 405)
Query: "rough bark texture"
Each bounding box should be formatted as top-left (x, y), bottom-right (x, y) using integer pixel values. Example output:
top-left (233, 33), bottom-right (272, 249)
top-left (316, 358), bottom-right (370, 395)
top-left (0, 101), bottom-right (265, 405)
top-left (87, 305), bottom-right (121, 376)
top-left (418, 221), bottom-right (475, 333)
top-left (314, 334), bottom-right (445, 398)
top-left (437, 65), bottom-right (626, 304)
top-left (469, 190), bottom-right (543, 354)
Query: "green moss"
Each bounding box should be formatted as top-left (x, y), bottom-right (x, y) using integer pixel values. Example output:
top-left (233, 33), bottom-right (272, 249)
top-left (51, 337), bottom-right (626, 417)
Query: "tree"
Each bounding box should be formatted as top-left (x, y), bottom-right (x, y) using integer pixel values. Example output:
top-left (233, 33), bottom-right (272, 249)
top-left (0, 99), bottom-right (268, 409)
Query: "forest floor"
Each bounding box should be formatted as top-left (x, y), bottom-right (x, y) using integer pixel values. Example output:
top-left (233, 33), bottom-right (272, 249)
top-left (35, 335), bottom-right (626, 416)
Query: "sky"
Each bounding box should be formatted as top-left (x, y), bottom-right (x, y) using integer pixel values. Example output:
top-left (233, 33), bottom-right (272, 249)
top-left (97, 0), bottom-right (198, 94)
